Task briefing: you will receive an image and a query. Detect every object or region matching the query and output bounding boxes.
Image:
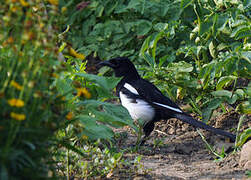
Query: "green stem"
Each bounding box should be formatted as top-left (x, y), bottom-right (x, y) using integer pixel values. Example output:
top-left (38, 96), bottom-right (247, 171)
top-left (197, 129), bottom-right (222, 158)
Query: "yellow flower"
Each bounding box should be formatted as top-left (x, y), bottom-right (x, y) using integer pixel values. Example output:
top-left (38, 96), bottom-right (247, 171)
top-left (48, 0), bottom-right (58, 5)
top-left (8, 98), bottom-right (25, 107)
top-left (19, 0), bottom-right (29, 7)
top-left (51, 73), bottom-right (59, 78)
top-left (10, 112), bottom-right (26, 121)
top-left (10, 80), bottom-right (23, 90)
top-left (61, 96), bottom-right (66, 101)
top-left (69, 47), bottom-right (85, 60)
top-left (3, 37), bottom-right (14, 46)
top-left (76, 88), bottom-right (91, 99)
top-left (82, 135), bottom-right (88, 140)
top-left (10, 6), bottom-right (19, 12)
top-left (61, 7), bottom-right (67, 13)
top-left (66, 112), bottom-right (73, 120)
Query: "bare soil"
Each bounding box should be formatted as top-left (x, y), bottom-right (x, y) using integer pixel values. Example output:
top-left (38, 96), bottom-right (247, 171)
top-left (112, 112), bottom-right (251, 180)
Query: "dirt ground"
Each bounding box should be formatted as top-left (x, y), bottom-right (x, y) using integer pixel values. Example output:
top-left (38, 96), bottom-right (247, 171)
top-left (113, 111), bottom-right (251, 180)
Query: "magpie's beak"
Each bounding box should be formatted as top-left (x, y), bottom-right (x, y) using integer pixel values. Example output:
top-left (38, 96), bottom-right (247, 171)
top-left (98, 61), bottom-right (116, 68)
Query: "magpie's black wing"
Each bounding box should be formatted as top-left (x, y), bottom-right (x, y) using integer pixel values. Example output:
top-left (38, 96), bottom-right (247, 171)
top-left (129, 78), bottom-right (236, 142)
top-left (129, 78), bottom-right (183, 114)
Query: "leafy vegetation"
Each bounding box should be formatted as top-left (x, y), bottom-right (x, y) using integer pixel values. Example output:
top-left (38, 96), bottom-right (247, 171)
top-left (0, 1), bottom-right (63, 179)
top-left (0, 0), bottom-right (250, 179)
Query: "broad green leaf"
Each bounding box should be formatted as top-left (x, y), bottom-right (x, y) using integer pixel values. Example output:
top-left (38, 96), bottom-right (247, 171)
top-left (105, 1), bottom-right (118, 15)
top-left (153, 23), bottom-right (168, 31)
top-left (75, 73), bottom-right (121, 91)
top-left (136, 20), bottom-right (152, 36)
top-left (211, 90), bottom-right (232, 98)
top-left (151, 32), bottom-right (164, 60)
top-left (202, 98), bottom-right (222, 122)
top-left (167, 61), bottom-right (193, 72)
top-left (231, 25), bottom-right (251, 40)
top-left (241, 51), bottom-right (251, 64)
top-left (126, 0), bottom-right (141, 10)
top-left (199, 63), bottom-right (214, 89)
top-left (206, 98), bottom-right (222, 110)
top-left (77, 100), bottom-right (136, 129)
top-left (94, 110), bottom-right (131, 128)
top-left (235, 89), bottom-right (245, 98)
top-left (78, 115), bottom-right (114, 140)
top-left (209, 41), bottom-right (217, 58)
top-left (224, 56), bottom-right (238, 74)
top-left (216, 76), bottom-right (236, 90)
top-left (217, 43), bottom-right (228, 51)
top-left (143, 52), bottom-right (155, 68)
top-left (236, 127), bottom-right (251, 147)
top-left (227, 94), bottom-right (238, 104)
top-left (216, 13), bottom-right (229, 30)
top-left (159, 55), bottom-right (169, 67)
top-left (96, 5), bottom-right (104, 17)
top-left (140, 35), bottom-right (151, 57)
top-left (199, 14), bottom-right (214, 35)
top-left (77, 99), bottom-right (115, 108)
top-left (202, 108), bottom-right (213, 123)
top-left (238, 101), bottom-right (251, 114)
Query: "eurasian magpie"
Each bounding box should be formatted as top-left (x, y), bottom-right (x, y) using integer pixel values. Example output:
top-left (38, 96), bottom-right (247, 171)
top-left (99, 57), bottom-right (236, 145)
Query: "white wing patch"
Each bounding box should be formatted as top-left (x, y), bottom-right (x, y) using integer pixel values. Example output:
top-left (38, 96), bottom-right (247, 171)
top-left (119, 91), bottom-right (154, 123)
top-left (124, 83), bottom-right (139, 95)
top-left (153, 102), bottom-right (182, 113)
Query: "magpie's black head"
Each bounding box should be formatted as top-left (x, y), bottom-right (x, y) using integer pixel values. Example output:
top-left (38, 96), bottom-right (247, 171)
top-left (99, 57), bottom-right (140, 79)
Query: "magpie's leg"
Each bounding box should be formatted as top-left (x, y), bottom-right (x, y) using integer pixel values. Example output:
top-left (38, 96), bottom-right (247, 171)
top-left (139, 121), bottom-right (155, 146)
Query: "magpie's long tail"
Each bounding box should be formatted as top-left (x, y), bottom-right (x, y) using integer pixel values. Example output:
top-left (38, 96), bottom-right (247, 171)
top-left (174, 113), bottom-right (236, 142)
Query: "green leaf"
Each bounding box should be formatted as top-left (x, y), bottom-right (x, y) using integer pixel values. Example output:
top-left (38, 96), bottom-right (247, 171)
top-left (59, 140), bottom-right (87, 157)
top-left (199, 14), bottom-right (214, 35)
top-left (235, 89), bottom-right (245, 98)
top-left (126, 0), bottom-right (141, 10)
top-left (202, 108), bottom-right (213, 123)
top-left (151, 32), bottom-right (164, 60)
top-left (231, 25), bottom-right (251, 40)
top-left (209, 41), bottom-right (217, 58)
top-left (207, 98), bottom-right (222, 109)
top-left (94, 110), bottom-right (131, 128)
top-left (77, 100), bottom-right (137, 130)
top-left (216, 13), bottom-right (229, 30)
top-left (241, 51), bottom-right (251, 64)
top-left (75, 73), bottom-right (121, 91)
top-left (143, 52), bottom-right (155, 68)
top-left (140, 35), bottom-right (151, 57)
top-left (227, 94), bottom-right (238, 104)
top-left (180, 0), bottom-right (193, 9)
top-left (211, 90), bottom-right (232, 98)
top-left (236, 127), bottom-right (251, 147)
top-left (153, 23), bottom-right (168, 31)
top-left (217, 43), bottom-right (229, 51)
top-left (96, 5), bottom-right (104, 17)
top-left (216, 76), bottom-right (236, 90)
top-left (238, 101), bottom-right (251, 114)
top-left (78, 115), bottom-right (114, 140)
top-left (202, 98), bottom-right (222, 122)
top-left (167, 61), bottom-right (193, 72)
top-left (136, 20), bottom-right (152, 36)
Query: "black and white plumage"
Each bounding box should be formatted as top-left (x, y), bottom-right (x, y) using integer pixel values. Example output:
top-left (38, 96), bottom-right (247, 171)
top-left (99, 57), bottom-right (236, 145)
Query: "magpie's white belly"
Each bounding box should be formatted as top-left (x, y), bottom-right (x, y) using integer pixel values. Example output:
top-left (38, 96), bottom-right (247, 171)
top-left (119, 91), bottom-right (155, 123)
